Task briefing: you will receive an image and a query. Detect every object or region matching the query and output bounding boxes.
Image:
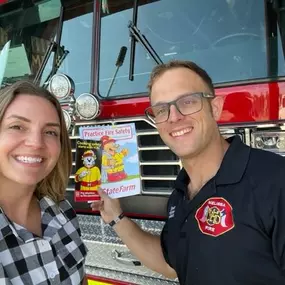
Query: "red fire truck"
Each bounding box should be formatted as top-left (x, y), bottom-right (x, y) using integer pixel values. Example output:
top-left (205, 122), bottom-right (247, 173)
top-left (1, 0), bottom-right (285, 284)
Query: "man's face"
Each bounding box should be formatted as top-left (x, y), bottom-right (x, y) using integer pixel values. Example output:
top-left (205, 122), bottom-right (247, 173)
top-left (150, 67), bottom-right (223, 159)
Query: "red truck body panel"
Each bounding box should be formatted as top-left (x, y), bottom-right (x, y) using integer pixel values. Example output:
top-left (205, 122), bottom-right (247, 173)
top-left (99, 81), bottom-right (285, 124)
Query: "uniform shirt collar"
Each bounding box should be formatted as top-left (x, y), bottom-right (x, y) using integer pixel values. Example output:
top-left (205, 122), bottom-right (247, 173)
top-left (215, 135), bottom-right (250, 185)
top-left (174, 135), bottom-right (250, 193)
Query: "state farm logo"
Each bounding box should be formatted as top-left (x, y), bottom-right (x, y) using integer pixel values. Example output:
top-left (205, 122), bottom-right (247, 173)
top-left (195, 197), bottom-right (234, 237)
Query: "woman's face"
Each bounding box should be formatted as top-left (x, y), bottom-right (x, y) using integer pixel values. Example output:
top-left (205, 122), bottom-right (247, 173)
top-left (0, 94), bottom-right (61, 187)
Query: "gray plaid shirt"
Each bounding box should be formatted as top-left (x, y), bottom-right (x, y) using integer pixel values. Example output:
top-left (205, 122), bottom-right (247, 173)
top-left (0, 197), bottom-right (88, 285)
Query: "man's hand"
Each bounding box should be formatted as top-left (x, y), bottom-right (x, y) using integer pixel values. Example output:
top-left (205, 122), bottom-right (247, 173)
top-left (91, 189), bottom-right (122, 224)
top-left (90, 189), bottom-right (177, 279)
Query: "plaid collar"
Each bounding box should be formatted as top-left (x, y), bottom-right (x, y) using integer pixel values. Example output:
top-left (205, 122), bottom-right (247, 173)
top-left (0, 213), bottom-right (12, 240)
top-left (0, 196), bottom-right (69, 241)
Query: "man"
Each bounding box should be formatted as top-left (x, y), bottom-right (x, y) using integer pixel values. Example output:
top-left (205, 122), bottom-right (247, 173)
top-left (91, 60), bottom-right (285, 285)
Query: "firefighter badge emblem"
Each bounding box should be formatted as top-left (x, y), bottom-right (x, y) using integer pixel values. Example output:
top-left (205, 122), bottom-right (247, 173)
top-left (195, 197), bottom-right (234, 237)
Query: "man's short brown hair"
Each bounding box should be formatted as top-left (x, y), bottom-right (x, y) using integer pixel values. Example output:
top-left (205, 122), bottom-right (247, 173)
top-left (147, 60), bottom-right (215, 96)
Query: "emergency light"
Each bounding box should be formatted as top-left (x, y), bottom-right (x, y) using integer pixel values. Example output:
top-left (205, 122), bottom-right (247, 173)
top-left (48, 73), bottom-right (74, 100)
top-left (75, 93), bottom-right (100, 120)
top-left (62, 109), bottom-right (72, 132)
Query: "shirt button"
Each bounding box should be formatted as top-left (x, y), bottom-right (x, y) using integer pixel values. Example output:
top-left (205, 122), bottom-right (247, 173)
top-left (49, 272), bottom-right (56, 279)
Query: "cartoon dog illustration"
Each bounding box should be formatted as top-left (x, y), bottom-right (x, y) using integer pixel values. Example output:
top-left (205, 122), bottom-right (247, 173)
top-left (75, 150), bottom-right (101, 191)
top-left (101, 135), bottom-right (128, 182)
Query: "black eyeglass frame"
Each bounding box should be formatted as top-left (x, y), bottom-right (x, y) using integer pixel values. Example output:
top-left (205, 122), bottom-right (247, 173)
top-left (145, 92), bottom-right (215, 124)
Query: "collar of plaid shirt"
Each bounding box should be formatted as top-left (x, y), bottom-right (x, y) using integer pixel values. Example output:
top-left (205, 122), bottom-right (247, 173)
top-left (0, 196), bottom-right (88, 285)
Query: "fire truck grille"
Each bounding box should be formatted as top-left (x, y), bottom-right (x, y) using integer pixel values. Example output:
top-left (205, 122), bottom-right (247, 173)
top-left (67, 117), bottom-right (180, 195)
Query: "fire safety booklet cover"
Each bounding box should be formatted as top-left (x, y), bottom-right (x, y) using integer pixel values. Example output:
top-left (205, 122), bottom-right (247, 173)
top-left (74, 123), bottom-right (141, 202)
top-left (74, 139), bottom-right (102, 202)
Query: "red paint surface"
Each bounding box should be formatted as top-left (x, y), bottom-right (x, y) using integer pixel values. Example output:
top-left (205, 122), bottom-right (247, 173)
top-left (98, 82), bottom-right (285, 125)
top-left (0, 0), bottom-right (7, 4)
top-left (87, 275), bottom-right (137, 285)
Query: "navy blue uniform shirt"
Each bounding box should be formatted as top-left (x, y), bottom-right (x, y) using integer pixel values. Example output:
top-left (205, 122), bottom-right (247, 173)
top-left (161, 136), bottom-right (285, 285)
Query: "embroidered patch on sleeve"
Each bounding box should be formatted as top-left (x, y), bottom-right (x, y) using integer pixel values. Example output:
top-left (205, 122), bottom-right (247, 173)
top-left (195, 197), bottom-right (235, 237)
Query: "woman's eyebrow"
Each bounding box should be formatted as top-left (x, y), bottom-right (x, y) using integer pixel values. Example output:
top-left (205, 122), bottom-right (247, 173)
top-left (6, 115), bottom-right (60, 127)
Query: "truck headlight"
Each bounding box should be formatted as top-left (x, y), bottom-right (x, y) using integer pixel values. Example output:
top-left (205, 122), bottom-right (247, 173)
top-left (62, 109), bottom-right (72, 131)
top-left (48, 73), bottom-right (74, 100)
top-left (75, 93), bottom-right (100, 120)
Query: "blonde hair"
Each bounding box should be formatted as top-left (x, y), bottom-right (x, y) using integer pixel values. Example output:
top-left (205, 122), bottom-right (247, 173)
top-left (0, 81), bottom-right (72, 203)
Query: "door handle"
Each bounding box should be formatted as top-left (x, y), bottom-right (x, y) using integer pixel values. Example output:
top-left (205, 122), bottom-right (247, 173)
top-left (112, 249), bottom-right (142, 266)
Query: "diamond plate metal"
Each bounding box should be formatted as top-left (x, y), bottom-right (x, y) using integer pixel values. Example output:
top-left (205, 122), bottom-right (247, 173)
top-left (86, 265), bottom-right (178, 285)
top-left (79, 215), bottom-right (179, 285)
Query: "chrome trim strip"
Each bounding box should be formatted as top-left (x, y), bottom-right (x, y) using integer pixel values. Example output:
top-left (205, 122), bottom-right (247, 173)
top-left (137, 131), bottom-right (159, 136)
top-left (138, 146), bottom-right (169, 151)
top-left (140, 176), bottom-right (177, 181)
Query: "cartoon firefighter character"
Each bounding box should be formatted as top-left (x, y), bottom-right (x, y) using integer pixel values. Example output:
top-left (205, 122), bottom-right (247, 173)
top-left (74, 150), bottom-right (101, 191)
top-left (101, 135), bottom-right (129, 182)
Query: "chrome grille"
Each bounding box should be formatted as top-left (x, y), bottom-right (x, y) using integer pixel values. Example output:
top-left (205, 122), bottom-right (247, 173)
top-left (67, 117), bottom-right (181, 195)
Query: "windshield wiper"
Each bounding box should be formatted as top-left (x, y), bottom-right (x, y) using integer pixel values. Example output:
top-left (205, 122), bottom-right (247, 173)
top-left (128, 21), bottom-right (163, 65)
top-left (43, 45), bottom-right (69, 87)
top-left (106, 46), bottom-right (128, 97)
top-left (51, 46), bottom-right (69, 76)
top-left (128, 0), bottom-right (163, 81)
top-left (35, 6), bottom-right (69, 87)
top-left (33, 40), bottom-right (56, 84)
top-left (33, 40), bottom-right (69, 86)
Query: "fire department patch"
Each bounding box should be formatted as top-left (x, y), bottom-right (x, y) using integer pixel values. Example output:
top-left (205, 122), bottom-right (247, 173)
top-left (195, 197), bottom-right (234, 237)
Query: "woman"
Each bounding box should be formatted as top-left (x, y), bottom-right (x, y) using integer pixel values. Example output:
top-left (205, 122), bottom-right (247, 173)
top-left (0, 81), bottom-right (88, 284)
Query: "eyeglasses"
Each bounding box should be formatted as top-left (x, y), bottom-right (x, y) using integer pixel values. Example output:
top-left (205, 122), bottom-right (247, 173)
top-left (145, 92), bottom-right (214, 124)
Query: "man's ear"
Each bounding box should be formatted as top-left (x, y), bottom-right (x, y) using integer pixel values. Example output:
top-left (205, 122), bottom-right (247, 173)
top-left (210, 96), bottom-right (224, 120)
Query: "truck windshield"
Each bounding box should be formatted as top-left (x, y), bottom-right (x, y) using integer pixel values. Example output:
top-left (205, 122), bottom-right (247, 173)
top-left (99, 0), bottom-right (285, 98)
top-left (0, 0), bottom-right (61, 88)
top-left (53, 1), bottom-right (93, 97)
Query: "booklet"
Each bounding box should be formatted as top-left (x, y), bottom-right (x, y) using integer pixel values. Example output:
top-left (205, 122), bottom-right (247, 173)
top-left (74, 123), bottom-right (141, 202)
top-left (74, 139), bottom-right (102, 202)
